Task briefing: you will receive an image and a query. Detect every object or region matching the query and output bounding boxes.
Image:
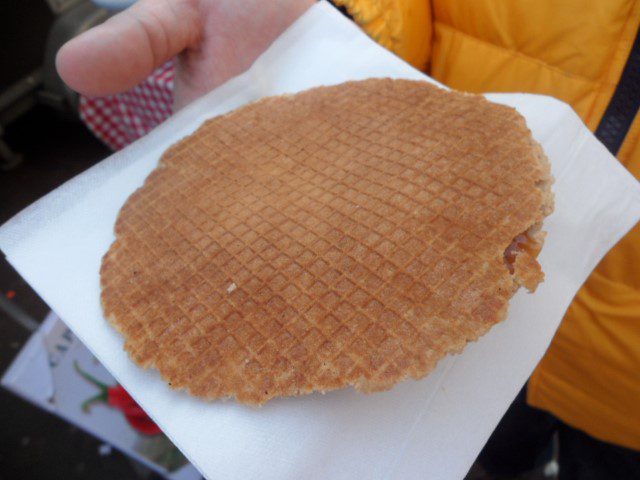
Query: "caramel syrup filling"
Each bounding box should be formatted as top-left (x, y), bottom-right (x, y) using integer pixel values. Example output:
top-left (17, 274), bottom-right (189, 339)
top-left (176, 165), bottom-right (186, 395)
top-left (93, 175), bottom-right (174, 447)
top-left (504, 231), bottom-right (542, 274)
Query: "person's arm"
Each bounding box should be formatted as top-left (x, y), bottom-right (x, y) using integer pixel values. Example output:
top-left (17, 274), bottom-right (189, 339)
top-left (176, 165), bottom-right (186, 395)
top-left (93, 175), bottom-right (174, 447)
top-left (57, 0), bottom-right (315, 109)
top-left (331, 0), bottom-right (432, 71)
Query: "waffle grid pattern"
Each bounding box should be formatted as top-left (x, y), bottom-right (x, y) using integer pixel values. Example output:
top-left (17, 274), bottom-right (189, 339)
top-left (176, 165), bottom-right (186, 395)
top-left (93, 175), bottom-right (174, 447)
top-left (101, 79), bottom-right (552, 404)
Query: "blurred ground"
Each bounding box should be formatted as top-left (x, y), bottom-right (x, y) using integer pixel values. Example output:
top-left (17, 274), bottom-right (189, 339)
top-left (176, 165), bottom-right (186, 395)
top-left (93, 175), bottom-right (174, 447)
top-left (0, 105), bottom-right (163, 479)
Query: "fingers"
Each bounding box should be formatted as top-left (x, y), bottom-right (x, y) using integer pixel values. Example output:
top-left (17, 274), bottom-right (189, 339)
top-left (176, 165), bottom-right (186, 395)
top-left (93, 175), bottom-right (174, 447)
top-left (56, 0), bottom-right (200, 97)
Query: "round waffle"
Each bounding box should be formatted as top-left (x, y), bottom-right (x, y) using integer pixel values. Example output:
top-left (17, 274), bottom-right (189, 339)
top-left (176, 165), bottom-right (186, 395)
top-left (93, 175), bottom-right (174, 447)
top-left (101, 79), bottom-right (553, 405)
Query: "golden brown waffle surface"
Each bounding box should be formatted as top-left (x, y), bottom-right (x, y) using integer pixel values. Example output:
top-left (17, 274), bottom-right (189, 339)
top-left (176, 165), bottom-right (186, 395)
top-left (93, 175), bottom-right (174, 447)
top-left (101, 79), bottom-right (553, 405)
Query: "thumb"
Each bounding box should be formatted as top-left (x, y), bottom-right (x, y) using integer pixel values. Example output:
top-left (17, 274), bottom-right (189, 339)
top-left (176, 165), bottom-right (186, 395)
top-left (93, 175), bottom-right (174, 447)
top-left (56, 0), bottom-right (200, 97)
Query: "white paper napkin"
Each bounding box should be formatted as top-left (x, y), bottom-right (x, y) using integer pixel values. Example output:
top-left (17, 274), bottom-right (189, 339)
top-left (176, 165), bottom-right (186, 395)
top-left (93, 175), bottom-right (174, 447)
top-left (2, 3), bottom-right (639, 479)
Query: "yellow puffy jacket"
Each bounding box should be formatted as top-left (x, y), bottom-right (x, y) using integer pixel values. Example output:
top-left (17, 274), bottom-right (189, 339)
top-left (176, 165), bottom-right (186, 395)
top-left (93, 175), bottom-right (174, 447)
top-left (335, 0), bottom-right (640, 451)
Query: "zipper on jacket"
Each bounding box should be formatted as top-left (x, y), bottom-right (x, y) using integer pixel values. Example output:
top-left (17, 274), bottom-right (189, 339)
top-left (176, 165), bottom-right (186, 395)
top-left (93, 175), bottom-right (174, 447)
top-left (595, 27), bottom-right (640, 156)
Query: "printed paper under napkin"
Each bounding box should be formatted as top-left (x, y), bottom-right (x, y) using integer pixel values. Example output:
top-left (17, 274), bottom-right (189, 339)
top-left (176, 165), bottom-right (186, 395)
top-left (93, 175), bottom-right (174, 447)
top-left (1, 3), bottom-right (639, 479)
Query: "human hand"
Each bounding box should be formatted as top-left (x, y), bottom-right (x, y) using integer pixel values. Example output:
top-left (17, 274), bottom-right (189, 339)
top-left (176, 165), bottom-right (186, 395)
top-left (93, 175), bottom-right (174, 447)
top-left (56, 0), bottom-right (315, 110)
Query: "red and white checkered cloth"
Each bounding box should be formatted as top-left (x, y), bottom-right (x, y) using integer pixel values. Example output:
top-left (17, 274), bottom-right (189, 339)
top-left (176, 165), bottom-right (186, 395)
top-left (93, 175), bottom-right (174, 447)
top-left (80, 60), bottom-right (175, 151)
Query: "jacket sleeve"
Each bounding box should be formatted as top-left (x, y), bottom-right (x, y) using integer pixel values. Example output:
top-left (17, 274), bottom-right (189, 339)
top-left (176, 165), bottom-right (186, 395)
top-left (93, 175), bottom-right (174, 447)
top-left (331, 0), bottom-right (433, 71)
